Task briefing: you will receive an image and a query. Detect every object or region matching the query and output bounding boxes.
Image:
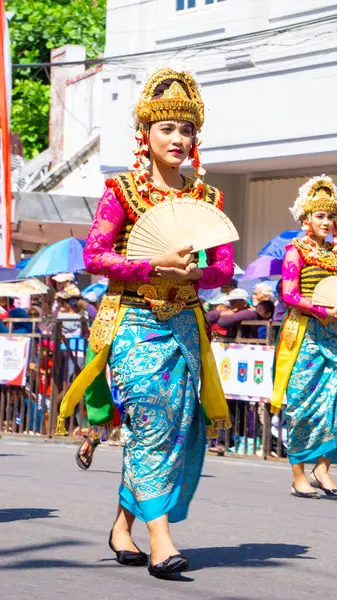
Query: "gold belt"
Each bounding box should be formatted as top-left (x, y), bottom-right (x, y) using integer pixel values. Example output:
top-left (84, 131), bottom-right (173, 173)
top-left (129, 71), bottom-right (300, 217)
top-left (108, 278), bottom-right (198, 321)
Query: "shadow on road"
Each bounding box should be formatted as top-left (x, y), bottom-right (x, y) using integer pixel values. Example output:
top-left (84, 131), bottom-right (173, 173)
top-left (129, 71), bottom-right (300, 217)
top-left (0, 539), bottom-right (87, 557)
top-left (182, 543), bottom-right (313, 571)
top-left (0, 508), bottom-right (59, 523)
top-left (0, 453), bottom-right (24, 457)
top-left (0, 543), bottom-right (313, 573)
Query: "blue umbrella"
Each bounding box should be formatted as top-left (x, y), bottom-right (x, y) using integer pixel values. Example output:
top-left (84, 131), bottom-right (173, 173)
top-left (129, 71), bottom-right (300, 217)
top-left (258, 229), bottom-right (303, 259)
top-left (81, 280), bottom-right (108, 299)
top-left (17, 238), bottom-right (86, 279)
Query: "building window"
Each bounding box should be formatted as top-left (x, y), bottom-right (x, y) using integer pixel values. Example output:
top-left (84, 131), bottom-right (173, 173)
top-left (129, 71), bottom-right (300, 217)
top-left (176, 0), bottom-right (196, 10)
top-left (205, 0), bottom-right (226, 4)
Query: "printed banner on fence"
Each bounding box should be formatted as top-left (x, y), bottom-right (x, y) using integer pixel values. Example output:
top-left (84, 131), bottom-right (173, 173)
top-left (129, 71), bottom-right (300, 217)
top-left (212, 343), bottom-right (275, 401)
top-left (0, 336), bottom-right (31, 386)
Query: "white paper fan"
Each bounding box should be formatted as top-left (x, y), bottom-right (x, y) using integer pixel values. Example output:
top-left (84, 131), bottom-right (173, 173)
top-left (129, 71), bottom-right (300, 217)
top-left (312, 276), bottom-right (337, 308)
top-left (126, 197), bottom-right (239, 259)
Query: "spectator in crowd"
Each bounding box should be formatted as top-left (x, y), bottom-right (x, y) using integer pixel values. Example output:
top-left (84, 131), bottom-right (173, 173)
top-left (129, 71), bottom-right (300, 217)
top-left (273, 279), bottom-right (286, 321)
top-left (252, 282), bottom-right (275, 307)
top-left (207, 288), bottom-right (258, 338)
top-left (56, 294), bottom-right (82, 338)
top-left (77, 291), bottom-right (98, 321)
top-left (255, 299), bottom-right (275, 340)
top-left (51, 273), bottom-right (77, 317)
top-left (8, 307), bottom-right (33, 334)
top-left (199, 278), bottom-right (237, 312)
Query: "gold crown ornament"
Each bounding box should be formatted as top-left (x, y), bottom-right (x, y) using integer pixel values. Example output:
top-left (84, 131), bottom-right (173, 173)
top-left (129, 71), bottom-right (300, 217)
top-left (290, 175), bottom-right (337, 223)
top-left (135, 68), bottom-right (204, 130)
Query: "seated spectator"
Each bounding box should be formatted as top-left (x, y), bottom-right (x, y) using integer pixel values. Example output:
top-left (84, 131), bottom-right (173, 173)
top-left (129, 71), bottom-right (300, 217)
top-left (252, 282), bottom-right (275, 307)
top-left (273, 279), bottom-right (286, 322)
top-left (78, 291), bottom-right (98, 321)
top-left (208, 288), bottom-right (257, 339)
top-left (57, 294), bottom-right (82, 338)
top-left (8, 307), bottom-right (33, 334)
top-left (255, 300), bottom-right (275, 340)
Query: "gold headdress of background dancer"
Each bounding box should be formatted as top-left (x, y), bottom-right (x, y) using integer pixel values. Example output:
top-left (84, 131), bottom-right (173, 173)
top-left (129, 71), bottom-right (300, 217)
top-left (132, 68), bottom-right (206, 194)
top-left (290, 174), bottom-right (337, 251)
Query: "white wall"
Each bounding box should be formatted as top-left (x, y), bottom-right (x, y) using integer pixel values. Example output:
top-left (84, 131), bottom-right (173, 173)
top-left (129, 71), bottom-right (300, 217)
top-left (101, 0), bottom-right (337, 172)
top-left (63, 70), bottom-right (102, 159)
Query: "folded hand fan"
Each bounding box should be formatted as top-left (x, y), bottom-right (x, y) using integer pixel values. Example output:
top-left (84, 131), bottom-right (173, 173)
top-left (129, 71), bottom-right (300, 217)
top-left (126, 197), bottom-right (239, 259)
top-left (312, 276), bottom-right (337, 308)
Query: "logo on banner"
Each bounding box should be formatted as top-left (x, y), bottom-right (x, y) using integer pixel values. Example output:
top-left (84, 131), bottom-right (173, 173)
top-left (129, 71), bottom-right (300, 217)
top-left (220, 357), bottom-right (231, 381)
top-left (238, 361), bottom-right (248, 383)
top-left (254, 361), bottom-right (264, 384)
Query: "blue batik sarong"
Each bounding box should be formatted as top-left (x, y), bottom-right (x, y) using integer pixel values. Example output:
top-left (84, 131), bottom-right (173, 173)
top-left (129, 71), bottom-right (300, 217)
top-left (109, 307), bottom-right (206, 523)
top-left (286, 318), bottom-right (337, 464)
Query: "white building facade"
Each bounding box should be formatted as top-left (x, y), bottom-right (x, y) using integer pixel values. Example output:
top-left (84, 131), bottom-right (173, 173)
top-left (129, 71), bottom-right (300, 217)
top-left (100, 0), bottom-right (337, 266)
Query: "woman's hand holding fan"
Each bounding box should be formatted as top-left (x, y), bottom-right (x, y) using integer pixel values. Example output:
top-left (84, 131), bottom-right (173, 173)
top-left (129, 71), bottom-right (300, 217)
top-left (127, 197), bottom-right (239, 280)
top-left (312, 276), bottom-right (337, 319)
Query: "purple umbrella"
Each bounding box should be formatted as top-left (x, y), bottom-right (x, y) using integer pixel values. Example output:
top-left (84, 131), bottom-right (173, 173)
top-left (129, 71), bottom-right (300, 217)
top-left (244, 255), bottom-right (283, 279)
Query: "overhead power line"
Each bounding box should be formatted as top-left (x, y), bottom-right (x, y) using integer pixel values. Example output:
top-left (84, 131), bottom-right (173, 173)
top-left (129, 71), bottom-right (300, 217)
top-left (11, 12), bottom-right (337, 70)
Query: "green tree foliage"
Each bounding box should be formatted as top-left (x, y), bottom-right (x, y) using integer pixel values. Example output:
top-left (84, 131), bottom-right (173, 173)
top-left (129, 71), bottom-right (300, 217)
top-left (6, 0), bottom-right (106, 158)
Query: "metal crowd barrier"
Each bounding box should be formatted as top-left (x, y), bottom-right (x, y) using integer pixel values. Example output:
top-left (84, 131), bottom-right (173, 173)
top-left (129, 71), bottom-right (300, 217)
top-left (0, 318), bottom-right (287, 460)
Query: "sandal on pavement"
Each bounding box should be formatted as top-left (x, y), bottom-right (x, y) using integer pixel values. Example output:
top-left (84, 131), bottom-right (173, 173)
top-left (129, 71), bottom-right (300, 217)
top-left (310, 469), bottom-right (337, 497)
top-left (291, 485), bottom-right (320, 499)
top-left (75, 436), bottom-right (100, 470)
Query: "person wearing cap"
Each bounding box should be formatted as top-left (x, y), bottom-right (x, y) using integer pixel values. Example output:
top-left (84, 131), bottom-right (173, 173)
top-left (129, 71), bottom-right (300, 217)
top-left (52, 272), bottom-right (76, 289)
top-left (208, 288), bottom-right (258, 339)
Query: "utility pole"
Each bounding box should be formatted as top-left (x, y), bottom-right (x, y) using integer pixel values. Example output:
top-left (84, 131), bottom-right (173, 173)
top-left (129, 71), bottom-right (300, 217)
top-left (0, 0), bottom-right (12, 267)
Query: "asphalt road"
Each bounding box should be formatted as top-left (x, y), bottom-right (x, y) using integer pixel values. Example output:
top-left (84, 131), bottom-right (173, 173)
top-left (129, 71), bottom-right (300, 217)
top-left (1, 438), bottom-right (337, 600)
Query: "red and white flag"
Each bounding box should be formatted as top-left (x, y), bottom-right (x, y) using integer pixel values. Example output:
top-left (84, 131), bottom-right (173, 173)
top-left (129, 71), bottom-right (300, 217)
top-left (0, 1), bottom-right (12, 267)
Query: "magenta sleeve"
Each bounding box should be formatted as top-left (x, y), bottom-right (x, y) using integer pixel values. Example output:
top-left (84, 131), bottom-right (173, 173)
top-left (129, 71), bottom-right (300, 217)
top-left (282, 246), bottom-right (327, 318)
top-left (83, 188), bottom-right (152, 281)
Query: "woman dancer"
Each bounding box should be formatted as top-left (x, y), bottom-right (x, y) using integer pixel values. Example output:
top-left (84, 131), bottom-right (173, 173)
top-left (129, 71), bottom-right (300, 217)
top-left (57, 67), bottom-right (234, 577)
top-left (271, 175), bottom-right (337, 498)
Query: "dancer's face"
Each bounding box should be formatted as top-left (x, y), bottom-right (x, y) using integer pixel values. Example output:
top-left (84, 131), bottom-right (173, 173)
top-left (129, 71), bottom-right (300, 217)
top-left (310, 210), bottom-right (335, 241)
top-left (149, 120), bottom-right (194, 168)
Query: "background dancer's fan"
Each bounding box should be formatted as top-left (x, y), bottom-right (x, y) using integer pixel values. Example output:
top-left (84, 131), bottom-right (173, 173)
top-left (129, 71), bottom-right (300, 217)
top-left (126, 197), bottom-right (239, 259)
top-left (312, 276), bottom-right (337, 308)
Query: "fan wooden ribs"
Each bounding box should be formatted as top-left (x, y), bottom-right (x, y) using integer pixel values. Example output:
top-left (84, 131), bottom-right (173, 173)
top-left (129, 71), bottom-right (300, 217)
top-left (126, 197), bottom-right (239, 259)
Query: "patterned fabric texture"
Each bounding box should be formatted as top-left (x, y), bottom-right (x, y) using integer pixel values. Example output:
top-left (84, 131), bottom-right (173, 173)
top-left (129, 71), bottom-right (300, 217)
top-left (109, 307), bottom-right (206, 523)
top-left (286, 317), bottom-right (337, 464)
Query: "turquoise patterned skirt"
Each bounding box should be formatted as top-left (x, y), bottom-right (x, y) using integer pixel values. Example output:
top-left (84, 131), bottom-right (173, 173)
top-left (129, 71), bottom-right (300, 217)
top-left (109, 307), bottom-right (206, 523)
top-left (286, 318), bottom-right (337, 464)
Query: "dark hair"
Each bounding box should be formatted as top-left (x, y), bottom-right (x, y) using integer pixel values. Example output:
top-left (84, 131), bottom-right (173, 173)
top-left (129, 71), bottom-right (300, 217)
top-left (257, 300), bottom-right (275, 317)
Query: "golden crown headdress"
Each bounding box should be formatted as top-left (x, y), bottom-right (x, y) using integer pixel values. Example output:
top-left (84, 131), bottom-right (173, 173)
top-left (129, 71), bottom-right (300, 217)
top-left (290, 175), bottom-right (337, 222)
top-left (135, 68), bottom-right (204, 130)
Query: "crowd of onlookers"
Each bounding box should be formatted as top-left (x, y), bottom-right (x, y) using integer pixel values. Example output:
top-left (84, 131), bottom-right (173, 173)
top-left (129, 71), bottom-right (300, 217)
top-left (0, 273), bottom-right (286, 445)
top-left (0, 272), bottom-right (99, 338)
top-left (200, 278), bottom-right (285, 342)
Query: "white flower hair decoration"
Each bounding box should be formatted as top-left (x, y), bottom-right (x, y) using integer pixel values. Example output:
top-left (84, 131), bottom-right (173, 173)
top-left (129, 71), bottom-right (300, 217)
top-left (289, 174), bottom-right (337, 222)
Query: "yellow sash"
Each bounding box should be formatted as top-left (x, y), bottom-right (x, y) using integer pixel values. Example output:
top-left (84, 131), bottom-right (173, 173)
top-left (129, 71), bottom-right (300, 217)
top-left (270, 314), bottom-right (308, 414)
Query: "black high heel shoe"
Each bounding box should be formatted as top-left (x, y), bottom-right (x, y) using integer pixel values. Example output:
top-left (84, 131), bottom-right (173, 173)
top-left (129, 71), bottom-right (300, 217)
top-left (310, 470), bottom-right (337, 497)
top-left (108, 529), bottom-right (148, 566)
top-left (148, 554), bottom-right (189, 579)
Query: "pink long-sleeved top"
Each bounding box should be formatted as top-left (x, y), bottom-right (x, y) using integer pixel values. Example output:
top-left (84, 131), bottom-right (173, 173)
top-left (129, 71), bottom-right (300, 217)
top-left (282, 245), bottom-right (327, 318)
top-left (84, 188), bottom-right (235, 289)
